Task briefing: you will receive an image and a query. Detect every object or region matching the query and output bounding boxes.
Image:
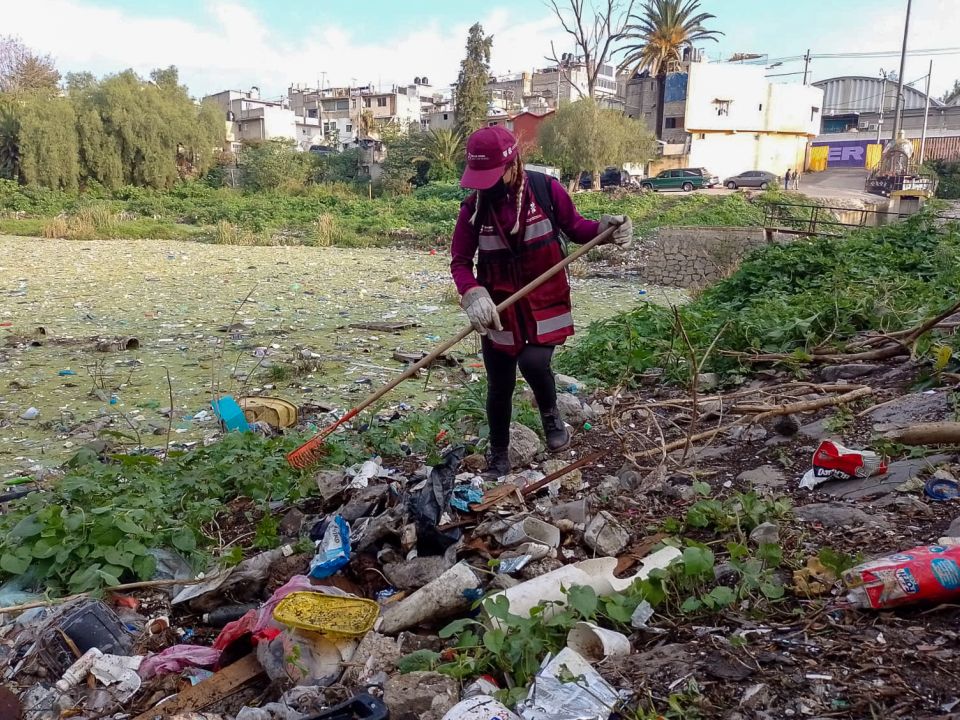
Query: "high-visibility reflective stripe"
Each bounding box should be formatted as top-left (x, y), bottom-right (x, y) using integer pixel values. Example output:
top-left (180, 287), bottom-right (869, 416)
top-left (487, 328), bottom-right (515, 346)
top-left (478, 234), bottom-right (508, 251)
top-left (536, 311), bottom-right (573, 336)
top-left (523, 219), bottom-right (553, 243)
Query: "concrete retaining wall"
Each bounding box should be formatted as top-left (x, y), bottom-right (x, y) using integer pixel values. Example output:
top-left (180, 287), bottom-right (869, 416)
top-left (639, 226), bottom-right (778, 289)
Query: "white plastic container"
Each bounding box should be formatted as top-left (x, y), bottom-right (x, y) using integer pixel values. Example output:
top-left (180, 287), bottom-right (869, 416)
top-left (488, 547), bottom-right (681, 621)
top-left (566, 621), bottom-right (631, 662)
top-left (501, 517), bottom-right (561, 548)
top-left (441, 696), bottom-right (522, 720)
top-left (378, 561), bottom-right (480, 634)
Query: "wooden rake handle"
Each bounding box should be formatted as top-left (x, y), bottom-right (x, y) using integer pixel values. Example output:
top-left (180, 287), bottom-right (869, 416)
top-left (341, 225), bottom-right (616, 420)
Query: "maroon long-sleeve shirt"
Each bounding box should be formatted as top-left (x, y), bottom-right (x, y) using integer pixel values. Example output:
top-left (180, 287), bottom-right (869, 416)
top-left (450, 175), bottom-right (600, 296)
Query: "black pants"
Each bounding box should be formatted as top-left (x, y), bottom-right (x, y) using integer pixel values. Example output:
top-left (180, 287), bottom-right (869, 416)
top-left (483, 340), bottom-right (556, 448)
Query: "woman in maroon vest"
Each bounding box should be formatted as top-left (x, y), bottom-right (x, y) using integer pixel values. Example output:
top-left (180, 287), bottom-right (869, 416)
top-left (450, 126), bottom-right (632, 477)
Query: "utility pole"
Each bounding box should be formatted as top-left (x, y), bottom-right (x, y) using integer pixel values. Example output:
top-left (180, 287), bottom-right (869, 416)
top-left (920, 59), bottom-right (932, 163)
top-left (890, 0), bottom-right (912, 142)
top-left (802, 49), bottom-right (811, 85)
top-left (877, 71), bottom-right (887, 144)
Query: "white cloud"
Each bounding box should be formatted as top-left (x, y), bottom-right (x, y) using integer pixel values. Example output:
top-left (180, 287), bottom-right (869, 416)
top-left (3, 0), bottom-right (572, 98)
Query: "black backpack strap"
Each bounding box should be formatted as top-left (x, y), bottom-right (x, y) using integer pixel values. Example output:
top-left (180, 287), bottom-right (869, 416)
top-left (526, 170), bottom-right (568, 255)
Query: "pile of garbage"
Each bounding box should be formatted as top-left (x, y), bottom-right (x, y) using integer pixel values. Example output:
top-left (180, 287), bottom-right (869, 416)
top-left (3, 362), bottom-right (960, 720)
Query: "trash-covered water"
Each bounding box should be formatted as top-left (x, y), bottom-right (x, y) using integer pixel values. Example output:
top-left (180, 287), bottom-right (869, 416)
top-left (0, 236), bottom-right (685, 474)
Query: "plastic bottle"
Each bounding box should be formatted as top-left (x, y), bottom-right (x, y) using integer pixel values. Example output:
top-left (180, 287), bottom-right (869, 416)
top-left (56, 647), bottom-right (103, 691)
top-left (202, 604), bottom-right (257, 627)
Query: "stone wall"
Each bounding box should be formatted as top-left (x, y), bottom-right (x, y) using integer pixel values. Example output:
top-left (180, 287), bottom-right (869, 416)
top-left (638, 226), bottom-right (778, 289)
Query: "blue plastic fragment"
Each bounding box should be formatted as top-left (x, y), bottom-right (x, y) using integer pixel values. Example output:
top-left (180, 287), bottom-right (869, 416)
top-left (211, 395), bottom-right (250, 432)
top-left (309, 515), bottom-right (351, 579)
top-left (451, 485), bottom-right (483, 512)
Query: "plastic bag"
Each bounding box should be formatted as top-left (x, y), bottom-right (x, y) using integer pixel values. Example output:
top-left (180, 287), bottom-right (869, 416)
top-left (309, 515), bottom-right (351, 579)
top-left (410, 446), bottom-right (464, 554)
top-left (800, 440), bottom-right (888, 490)
top-left (140, 645), bottom-right (221, 679)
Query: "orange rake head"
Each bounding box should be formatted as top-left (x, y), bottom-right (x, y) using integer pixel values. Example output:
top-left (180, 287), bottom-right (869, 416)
top-left (286, 409), bottom-right (358, 470)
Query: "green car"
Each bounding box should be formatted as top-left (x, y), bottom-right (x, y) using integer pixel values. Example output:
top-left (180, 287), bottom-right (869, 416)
top-left (640, 167), bottom-right (719, 192)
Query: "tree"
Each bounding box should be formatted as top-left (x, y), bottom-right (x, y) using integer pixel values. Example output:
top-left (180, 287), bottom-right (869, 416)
top-left (16, 95), bottom-right (79, 190)
top-left (941, 79), bottom-right (960, 106)
top-left (546, 0), bottom-right (636, 99)
top-left (455, 23), bottom-right (493, 136)
top-left (420, 128), bottom-right (464, 181)
top-left (380, 128), bottom-right (430, 194)
top-left (0, 36), bottom-right (60, 94)
top-left (239, 139), bottom-right (308, 192)
top-left (539, 97), bottom-right (655, 189)
top-left (618, 0), bottom-right (722, 137)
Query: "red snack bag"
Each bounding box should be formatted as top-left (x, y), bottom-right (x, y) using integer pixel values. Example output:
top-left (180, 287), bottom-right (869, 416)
top-left (843, 542), bottom-right (960, 609)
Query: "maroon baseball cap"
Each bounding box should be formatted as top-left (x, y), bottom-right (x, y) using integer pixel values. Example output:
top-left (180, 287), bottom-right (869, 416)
top-left (460, 126), bottom-right (519, 190)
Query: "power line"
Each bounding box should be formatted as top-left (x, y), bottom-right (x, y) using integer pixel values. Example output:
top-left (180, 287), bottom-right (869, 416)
top-left (750, 46), bottom-right (960, 65)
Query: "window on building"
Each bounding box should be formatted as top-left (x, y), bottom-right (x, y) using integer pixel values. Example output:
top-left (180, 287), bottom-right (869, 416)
top-left (352, 99), bottom-right (357, 108)
top-left (698, 133), bottom-right (706, 140)
top-left (346, 124), bottom-right (353, 133)
top-left (363, 98), bottom-right (371, 108)
top-left (665, 116), bottom-right (683, 129)
top-left (307, 109), bottom-right (317, 118)
top-left (336, 99), bottom-right (349, 110)
top-left (377, 97), bottom-right (387, 107)
top-left (758, 103), bottom-right (763, 111)
top-left (715, 100), bottom-right (730, 116)
top-left (811, 106), bottom-right (820, 121)
top-left (443, 113), bottom-right (449, 120)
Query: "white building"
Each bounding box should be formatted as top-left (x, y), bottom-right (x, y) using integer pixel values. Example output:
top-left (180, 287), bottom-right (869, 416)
top-left (203, 89), bottom-right (297, 152)
top-left (683, 62), bottom-right (823, 179)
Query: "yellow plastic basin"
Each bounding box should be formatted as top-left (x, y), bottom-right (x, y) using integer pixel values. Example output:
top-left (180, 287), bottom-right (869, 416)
top-left (273, 591), bottom-right (379, 637)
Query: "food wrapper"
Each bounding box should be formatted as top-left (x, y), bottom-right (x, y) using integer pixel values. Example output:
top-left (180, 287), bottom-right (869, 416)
top-left (518, 648), bottom-right (628, 720)
top-left (799, 440), bottom-right (888, 490)
top-left (843, 543), bottom-right (960, 609)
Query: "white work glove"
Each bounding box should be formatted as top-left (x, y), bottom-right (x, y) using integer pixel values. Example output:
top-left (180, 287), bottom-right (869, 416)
top-left (461, 286), bottom-right (502, 336)
top-left (599, 214), bottom-right (633, 248)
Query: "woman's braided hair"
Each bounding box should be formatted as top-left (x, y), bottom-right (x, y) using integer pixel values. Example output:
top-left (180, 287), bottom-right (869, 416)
top-left (469, 152), bottom-right (526, 234)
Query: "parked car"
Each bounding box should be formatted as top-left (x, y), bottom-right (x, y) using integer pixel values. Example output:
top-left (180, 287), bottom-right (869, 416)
top-left (308, 145), bottom-right (337, 156)
top-left (580, 167), bottom-right (629, 190)
top-left (640, 168), bottom-right (718, 192)
top-left (723, 170), bottom-right (778, 190)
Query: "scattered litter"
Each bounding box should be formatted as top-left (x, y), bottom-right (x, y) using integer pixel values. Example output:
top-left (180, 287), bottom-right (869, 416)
top-left (238, 396), bottom-right (299, 429)
top-left (211, 395), bottom-right (250, 432)
top-left (308, 515), bottom-right (352, 580)
top-left (925, 473), bottom-right (960, 501)
top-left (18, 407), bottom-right (39, 421)
top-left (273, 591), bottom-right (379, 636)
top-left (566, 621), bottom-right (631, 662)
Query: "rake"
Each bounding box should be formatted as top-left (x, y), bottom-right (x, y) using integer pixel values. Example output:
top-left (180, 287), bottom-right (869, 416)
top-left (286, 225), bottom-right (616, 469)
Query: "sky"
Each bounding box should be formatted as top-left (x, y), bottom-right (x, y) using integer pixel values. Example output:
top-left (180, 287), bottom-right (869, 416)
top-left (4, 0), bottom-right (960, 101)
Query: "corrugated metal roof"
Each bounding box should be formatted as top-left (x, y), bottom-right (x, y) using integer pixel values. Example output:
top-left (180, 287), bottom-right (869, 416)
top-left (813, 76), bottom-right (940, 116)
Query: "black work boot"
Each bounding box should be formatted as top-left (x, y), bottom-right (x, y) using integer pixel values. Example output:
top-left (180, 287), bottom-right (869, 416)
top-left (540, 407), bottom-right (571, 452)
top-left (484, 446), bottom-right (511, 478)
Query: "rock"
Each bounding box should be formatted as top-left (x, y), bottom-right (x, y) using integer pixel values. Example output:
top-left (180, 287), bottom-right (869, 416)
top-left (870, 391), bottom-right (951, 431)
top-left (315, 470), bottom-right (346, 499)
top-left (556, 392), bottom-right (596, 428)
top-left (383, 671), bottom-right (458, 720)
top-left (383, 556), bottom-right (453, 591)
top-left (773, 414), bottom-right (800, 437)
top-left (341, 632), bottom-right (402, 687)
top-left (520, 556), bottom-right (564, 579)
top-left (339, 484), bottom-right (390, 523)
top-left (550, 499), bottom-right (590, 524)
top-left (945, 516), bottom-right (960, 538)
top-left (741, 683), bottom-right (772, 710)
top-left (727, 424), bottom-right (768, 442)
top-left (798, 418), bottom-right (832, 441)
top-left (714, 562), bottom-right (739, 583)
top-left (737, 465), bottom-right (786, 489)
top-left (749, 522), bottom-right (780, 546)
top-left (819, 453), bottom-right (952, 499)
top-left (873, 494), bottom-right (934, 516)
top-left (661, 475), bottom-right (697, 501)
top-left (697, 373), bottom-right (719, 391)
top-left (278, 508), bottom-right (305, 538)
top-left (819, 363), bottom-right (881, 382)
top-left (597, 475), bottom-right (623, 496)
top-left (617, 460), bottom-right (643, 490)
top-left (705, 651), bottom-right (755, 681)
top-left (794, 502), bottom-right (888, 528)
top-left (584, 511), bottom-right (630, 556)
top-left (462, 453), bottom-right (486, 473)
top-left (509, 422), bottom-right (542, 468)
top-left (542, 458), bottom-right (582, 491)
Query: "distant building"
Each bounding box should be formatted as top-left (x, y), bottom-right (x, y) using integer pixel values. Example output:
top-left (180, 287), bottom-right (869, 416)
top-left (626, 61), bottom-right (822, 179)
top-left (204, 89), bottom-right (297, 152)
top-left (512, 110), bottom-right (555, 155)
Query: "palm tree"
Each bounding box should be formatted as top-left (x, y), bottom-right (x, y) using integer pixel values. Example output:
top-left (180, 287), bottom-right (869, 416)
top-left (618, 0), bottom-right (722, 138)
top-left (422, 128), bottom-right (464, 182)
